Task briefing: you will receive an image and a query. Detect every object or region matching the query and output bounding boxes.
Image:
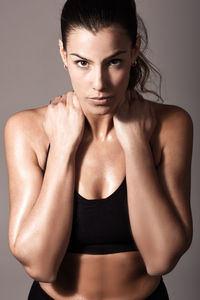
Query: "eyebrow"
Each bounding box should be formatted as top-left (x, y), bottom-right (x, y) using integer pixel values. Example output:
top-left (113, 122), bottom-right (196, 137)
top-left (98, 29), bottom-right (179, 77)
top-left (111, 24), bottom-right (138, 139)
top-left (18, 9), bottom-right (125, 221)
top-left (69, 50), bottom-right (127, 62)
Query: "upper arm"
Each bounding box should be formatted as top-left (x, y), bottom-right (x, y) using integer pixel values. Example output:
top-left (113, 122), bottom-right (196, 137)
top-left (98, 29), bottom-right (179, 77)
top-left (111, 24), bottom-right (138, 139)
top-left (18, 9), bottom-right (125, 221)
top-left (4, 112), bottom-right (44, 256)
top-left (157, 105), bottom-right (193, 246)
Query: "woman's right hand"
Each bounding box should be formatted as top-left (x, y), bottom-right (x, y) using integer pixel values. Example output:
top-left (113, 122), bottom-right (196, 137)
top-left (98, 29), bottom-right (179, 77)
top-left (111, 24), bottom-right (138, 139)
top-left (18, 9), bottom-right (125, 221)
top-left (43, 91), bottom-right (85, 151)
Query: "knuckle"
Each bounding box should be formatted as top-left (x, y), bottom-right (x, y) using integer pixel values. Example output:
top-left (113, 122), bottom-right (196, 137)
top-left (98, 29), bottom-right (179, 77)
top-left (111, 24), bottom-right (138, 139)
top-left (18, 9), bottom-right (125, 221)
top-left (48, 103), bottom-right (52, 108)
top-left (67, 91), bottom-right (73, 98)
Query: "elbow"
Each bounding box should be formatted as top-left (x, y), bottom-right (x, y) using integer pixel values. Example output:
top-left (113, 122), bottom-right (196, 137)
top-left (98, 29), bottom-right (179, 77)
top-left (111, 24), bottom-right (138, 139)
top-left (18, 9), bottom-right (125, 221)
top-left (11, 240), bottom-right (57, 283)
top-left (146, 259), bottom-right (177, 276)
top-left (146, 239), bottom-right (192, 277)
top-left (24, 264), bottom-right (57, 283)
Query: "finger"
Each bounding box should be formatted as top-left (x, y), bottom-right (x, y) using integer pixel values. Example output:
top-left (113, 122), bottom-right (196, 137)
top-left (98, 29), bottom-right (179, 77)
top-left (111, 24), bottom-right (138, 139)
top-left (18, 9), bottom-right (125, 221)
top-left (50, 95), bottom-right (62, 105)
top-left (72, 92), bottom-right (82, 109)
top-left (66, 91), bottom-right (73, 106)
top-left (59, 95), bottom-right (67, 105)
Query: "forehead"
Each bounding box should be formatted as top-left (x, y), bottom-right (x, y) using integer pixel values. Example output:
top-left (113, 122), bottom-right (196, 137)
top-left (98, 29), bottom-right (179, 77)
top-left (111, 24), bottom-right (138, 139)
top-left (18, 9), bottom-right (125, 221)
top-left (66, 25), bottom-right (132, 55)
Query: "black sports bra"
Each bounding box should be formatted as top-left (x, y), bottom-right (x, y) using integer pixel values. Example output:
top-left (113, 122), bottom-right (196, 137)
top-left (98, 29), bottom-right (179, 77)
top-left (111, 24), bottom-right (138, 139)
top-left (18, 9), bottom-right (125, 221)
top-left (44, 145), bottom-right (138, 254)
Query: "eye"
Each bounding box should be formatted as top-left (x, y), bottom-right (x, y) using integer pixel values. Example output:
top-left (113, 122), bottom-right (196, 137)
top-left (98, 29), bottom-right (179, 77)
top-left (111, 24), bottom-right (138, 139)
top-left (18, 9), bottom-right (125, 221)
top-left (109, 59), bottom-right (122, 66)
top-left (75, 60), bottom-right (88, 68)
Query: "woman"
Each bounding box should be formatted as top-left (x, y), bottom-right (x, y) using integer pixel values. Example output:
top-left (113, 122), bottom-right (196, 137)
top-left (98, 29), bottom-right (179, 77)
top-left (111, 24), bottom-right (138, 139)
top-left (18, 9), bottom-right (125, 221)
top-left (4, 0), bottom-right (193, 299)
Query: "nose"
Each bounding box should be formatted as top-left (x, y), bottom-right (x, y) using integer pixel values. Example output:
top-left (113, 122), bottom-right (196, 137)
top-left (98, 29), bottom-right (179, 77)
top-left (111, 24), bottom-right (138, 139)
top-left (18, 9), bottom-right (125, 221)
top-left (92, 66), bottom-right (107, 91)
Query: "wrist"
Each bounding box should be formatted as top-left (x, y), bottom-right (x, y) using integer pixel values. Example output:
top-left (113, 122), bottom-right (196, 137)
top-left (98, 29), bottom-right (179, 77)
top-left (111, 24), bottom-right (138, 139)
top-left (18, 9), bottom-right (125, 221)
top-left (124, 139), bottom-right (154, 167)
top-left (48, 142), bottom-right (77, 161)
top-left (123, 135), bottom-right (149, 154)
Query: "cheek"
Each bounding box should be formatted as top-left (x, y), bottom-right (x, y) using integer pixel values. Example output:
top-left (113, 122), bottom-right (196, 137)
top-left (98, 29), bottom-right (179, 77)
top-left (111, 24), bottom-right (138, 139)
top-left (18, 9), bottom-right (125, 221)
top-left (68, 67), bottom-right (80, 81)
top-left (113, 68), bottom-right (131, 90)
top-left (68, 68), bottom-right (85, 91)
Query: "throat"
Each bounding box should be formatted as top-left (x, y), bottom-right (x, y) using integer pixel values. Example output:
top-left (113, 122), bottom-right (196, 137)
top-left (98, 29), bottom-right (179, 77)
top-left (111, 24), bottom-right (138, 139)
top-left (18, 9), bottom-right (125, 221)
top-left (84, 115), bottom-right (114, 142)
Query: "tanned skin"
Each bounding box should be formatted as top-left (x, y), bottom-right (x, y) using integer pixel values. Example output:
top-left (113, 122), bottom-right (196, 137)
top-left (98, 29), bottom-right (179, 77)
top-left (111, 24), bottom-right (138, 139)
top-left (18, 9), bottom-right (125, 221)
top-left (5, 26), bottom-right (193, 299)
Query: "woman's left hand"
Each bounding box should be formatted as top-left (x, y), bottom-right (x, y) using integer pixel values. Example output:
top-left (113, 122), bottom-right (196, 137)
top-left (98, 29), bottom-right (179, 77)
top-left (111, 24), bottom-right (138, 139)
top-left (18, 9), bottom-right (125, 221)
top-left (113, 90), bottom-right (157, 151)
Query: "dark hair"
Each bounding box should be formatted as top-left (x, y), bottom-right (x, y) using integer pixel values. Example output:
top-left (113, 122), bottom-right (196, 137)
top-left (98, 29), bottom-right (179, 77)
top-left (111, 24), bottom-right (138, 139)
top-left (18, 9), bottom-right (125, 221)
top-left (60, 0), bottom-right (163, 102)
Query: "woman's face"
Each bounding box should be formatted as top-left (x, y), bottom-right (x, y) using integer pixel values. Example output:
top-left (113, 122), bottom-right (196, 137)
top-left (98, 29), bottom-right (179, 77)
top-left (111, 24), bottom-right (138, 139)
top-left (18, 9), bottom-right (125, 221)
top-left (60, 25), bottom-right (140, 115)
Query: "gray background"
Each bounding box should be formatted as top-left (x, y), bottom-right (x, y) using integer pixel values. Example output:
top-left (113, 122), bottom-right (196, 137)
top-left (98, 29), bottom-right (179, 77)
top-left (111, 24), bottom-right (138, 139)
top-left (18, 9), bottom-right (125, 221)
top-left (0, 0), bottom-right (199, 299)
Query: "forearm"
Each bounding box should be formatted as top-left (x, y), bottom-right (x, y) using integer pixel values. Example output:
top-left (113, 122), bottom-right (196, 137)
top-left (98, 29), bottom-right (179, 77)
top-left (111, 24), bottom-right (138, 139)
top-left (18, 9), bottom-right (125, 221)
top-left (15, 145), bottom-right (76, 279)
top-left (125, 139), bottom-right (187, 274)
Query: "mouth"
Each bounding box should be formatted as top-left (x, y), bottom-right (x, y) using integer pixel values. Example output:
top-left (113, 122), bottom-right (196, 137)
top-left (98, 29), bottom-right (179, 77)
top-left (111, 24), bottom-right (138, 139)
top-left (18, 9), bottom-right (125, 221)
top-left (90, 96), bottom-right (113, 100)
top-left (89, 96), bottom-right (113, 105)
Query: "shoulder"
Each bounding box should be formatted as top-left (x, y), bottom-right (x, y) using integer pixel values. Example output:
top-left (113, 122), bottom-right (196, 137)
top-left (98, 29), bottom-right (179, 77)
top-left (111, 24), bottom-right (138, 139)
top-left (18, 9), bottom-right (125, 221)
top-left (147, 99), bottom-right (193, 144)
top-left (147, 99), bottom-right (193, 123)
top-left (4, 106), bottom-right (49, 168)
top-left (4, 105), bottom-right (48, 145)
top-left (5, 105), bottom-right (48, 130)
top-left (4, 105), bottom-right (50, 170)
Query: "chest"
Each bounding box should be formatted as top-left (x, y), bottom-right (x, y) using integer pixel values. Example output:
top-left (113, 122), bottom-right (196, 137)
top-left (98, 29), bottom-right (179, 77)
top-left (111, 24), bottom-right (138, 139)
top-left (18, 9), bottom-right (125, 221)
top-left (74, 134), bottom-right (162, 200)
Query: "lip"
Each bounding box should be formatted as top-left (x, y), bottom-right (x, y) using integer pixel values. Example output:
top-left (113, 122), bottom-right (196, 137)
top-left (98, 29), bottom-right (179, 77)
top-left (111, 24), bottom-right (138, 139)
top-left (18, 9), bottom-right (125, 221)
top-left (90, 96), bottom-right (113, 99)
top-left (89, 96), bottom-right (113, 105)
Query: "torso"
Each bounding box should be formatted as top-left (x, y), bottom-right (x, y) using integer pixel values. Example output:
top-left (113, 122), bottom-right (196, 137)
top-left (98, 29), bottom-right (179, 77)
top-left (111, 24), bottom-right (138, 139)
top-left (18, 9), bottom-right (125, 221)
top-left (29, 99), bottom-right (169, 300)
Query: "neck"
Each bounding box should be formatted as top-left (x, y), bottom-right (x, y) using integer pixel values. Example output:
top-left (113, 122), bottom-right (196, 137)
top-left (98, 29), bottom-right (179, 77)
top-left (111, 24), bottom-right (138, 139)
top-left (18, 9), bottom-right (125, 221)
top-left (84, 112), bottom-right (114, 142)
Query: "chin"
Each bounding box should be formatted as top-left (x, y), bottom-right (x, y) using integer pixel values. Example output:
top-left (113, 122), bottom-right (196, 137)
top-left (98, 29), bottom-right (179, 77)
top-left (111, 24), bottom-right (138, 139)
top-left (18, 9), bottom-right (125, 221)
top-left (86, 105), bottom-right (115, 116)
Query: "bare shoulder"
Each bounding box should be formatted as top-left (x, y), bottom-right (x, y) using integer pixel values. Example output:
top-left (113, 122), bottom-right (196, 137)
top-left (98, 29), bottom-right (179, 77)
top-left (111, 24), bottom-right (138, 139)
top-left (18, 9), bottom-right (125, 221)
top-left (4, 105), bottom-right (49, 147)
top-left (147, 99), bottom-right (193, 142)
top-left (4, 105), bottom-right (49, 170)
top-left (4, 105), bottom-right (48, 133)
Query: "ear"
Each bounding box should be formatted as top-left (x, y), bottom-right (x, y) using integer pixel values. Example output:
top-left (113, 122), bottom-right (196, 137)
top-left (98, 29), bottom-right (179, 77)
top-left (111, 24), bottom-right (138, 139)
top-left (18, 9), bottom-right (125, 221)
top-left (59, 39), bottom-right (68, 67)
top-left (131, 35), bottom-right (141, 64)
